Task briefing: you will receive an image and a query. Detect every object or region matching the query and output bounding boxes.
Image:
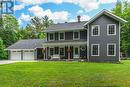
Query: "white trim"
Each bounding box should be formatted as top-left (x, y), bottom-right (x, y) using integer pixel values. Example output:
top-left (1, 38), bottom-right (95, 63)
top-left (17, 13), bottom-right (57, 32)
top-left (91, 44), bottom-right (100, 56)
top-left (45, 28), bottom-right (85, 33)
top-left (119, 22), bottom-right (121, 61)
top-left (107, 24), bottom-right (116, 36)
top-left (73, 31), bottom-right (80, 40)
top-left (91, 25), bottom-right (100, 36)
top-left (6, 49), bottom-right (35, 51)
top-left (107, 43), bottom-right (116, 56)
top-left (49, 33), bottom-right (54, 41)
top-left (59, 32), bottom-right (65, 40)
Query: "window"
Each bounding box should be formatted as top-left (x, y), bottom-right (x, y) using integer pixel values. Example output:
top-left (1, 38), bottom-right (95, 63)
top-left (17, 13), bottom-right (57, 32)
top-left (49, 33), bottom-right (54, 41)
top-left (107, 44), bottom-right (116, 56)
top-left (91, 25), bottom-right (100, 36)
top-left (74, 47), bottom-right (79, 55)
top-left (50, 48), bottom-right (54, 56)
top-left (107, 24), bottom-right (116, 35)
top-left (59, 32), bottom-right (65, 40)
top-left (60, 48), bottom-right (65, 56)
top-left (91, 44), bottom-right (99, 56)
top-left (54, 47), bottom-right (59, 55)
top-left (73, 32), bottom-right (80, 40)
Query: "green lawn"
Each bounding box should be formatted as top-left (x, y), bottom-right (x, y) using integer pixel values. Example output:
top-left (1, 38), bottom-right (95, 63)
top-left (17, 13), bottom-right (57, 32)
top-left (0, 61), bottom-right (130, 87)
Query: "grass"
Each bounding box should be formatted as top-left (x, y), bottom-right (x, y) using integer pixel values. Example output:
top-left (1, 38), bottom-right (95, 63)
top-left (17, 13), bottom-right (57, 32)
top-left (0, 61), bottom-right (130, 87)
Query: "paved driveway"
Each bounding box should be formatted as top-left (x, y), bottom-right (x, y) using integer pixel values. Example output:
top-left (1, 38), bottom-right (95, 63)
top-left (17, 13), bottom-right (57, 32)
top-left (0, 60), bottom-right (17, 65)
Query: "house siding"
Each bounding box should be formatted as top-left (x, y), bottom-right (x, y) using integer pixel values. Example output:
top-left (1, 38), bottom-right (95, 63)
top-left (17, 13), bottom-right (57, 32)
top-left (89, 15), bottom-right (119, 62)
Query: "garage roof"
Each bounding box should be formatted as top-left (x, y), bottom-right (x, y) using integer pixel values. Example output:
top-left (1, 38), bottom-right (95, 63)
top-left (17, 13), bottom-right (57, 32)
top-left (6, 39), bottom-right (45, 50)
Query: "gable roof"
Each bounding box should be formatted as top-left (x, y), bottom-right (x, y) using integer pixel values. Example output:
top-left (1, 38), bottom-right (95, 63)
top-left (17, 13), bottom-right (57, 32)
top-left (6, 39), bottom-right (45, 50)
top-left (84, 9), bottom-right (127, 26)
top-left (45, 21), bottom-right (87, 32)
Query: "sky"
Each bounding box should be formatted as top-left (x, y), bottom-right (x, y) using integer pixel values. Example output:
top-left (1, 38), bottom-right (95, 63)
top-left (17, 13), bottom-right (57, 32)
top-left (12, 0), bottom-right (130, 27)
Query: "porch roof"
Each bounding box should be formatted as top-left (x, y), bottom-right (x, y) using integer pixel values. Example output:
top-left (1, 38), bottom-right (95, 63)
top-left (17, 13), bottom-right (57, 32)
top-left (44, 40), bottom-right (87, 46)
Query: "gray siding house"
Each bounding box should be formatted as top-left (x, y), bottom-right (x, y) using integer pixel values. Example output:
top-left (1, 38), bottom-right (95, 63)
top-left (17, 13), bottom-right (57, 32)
top-left (6, 9), bottom-right (127, 62)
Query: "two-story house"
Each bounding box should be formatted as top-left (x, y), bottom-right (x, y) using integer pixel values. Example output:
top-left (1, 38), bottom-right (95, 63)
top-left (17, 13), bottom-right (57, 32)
top-left (6, 9), bottom-right (127, 62)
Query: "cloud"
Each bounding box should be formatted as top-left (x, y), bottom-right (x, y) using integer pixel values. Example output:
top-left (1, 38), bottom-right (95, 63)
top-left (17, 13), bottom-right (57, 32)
top-left (19, 13), bottom-right (32, 21)
top-left (69, 15), bottom-right (90, 22)
top-left (28, 5), bottom-right (69, 23)
top-left (18, 13), bottom-right (32, 25)
top-left (81, 15), bottom-right (90, 21)
top-left (17, 0), bottom-right (117, 12)
top-left (14, 4), bottom-right (25, 11)
top-left (77, 10), bottom-right (84, 14)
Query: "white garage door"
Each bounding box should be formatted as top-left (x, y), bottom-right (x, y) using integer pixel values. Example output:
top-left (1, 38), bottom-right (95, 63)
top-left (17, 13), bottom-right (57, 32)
top-left (23, 51), bottom-right (34, 60)
top-left (11, 51), bottom-right (22, 60)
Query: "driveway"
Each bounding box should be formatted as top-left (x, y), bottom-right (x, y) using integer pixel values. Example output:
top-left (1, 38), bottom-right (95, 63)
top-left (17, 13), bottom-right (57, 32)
top-left (0, 60), bottom-right (17, 65)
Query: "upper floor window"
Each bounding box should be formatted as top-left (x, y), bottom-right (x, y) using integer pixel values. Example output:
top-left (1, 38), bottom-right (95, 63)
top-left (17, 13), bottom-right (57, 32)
top-left (107, 24), bottom-right (116, 35)
top-left (49, 33), bottom-right (54, 41)
top-left (73, 31), bottom-right (80, 40)
top-left (91, 44), bottom-right (100, 56)
top-left (107, 43), bottom-right (116, 56)
top-left (59, 32), bottom-right (65, 40)
top-left (91, 25), bottom-right (100, 36)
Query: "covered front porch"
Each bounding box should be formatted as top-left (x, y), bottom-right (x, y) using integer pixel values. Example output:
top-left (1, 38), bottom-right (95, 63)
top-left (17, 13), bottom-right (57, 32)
top-left (45, 45), bottom-right (87, 61)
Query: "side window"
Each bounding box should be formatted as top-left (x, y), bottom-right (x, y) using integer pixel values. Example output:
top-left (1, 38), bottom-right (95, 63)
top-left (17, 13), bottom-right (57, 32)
top-left (91, 25), bottom-right (100, 36)
top-left (107, 44), bottom-right (116, 56)
top-left (107, 24), bottom-right (116, 35)
top-left (91, 44), bottom-right (100, 56)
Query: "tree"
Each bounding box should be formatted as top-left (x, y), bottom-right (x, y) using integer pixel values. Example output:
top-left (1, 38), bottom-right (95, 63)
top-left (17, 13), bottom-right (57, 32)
top-left (112, 1), bottom-right (130, 56)
top-left (0, 38), bottom-right (7, 59)
top-left (0, 15), bottom-right (20, 47)
top-left (26, 16), bottom-right (53, 39)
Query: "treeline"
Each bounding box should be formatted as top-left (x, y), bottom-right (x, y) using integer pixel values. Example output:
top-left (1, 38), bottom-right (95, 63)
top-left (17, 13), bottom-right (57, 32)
top-left (0, 15), bottom-right (53, 59)
top-left (112, 1), bottom-right (130, 57)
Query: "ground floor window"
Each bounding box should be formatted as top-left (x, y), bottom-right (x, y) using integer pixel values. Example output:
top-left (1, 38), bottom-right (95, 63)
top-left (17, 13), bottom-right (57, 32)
top-left (50, 48), bottom-right (54, 56)
top-left (91, 44), bottom-right (99, 56)
top-left (60, 48), bottom-right (65, 56)
top-left (74, 47), bottom-right (79, 55)
top-left (107, 44), bottom-right (116, 56)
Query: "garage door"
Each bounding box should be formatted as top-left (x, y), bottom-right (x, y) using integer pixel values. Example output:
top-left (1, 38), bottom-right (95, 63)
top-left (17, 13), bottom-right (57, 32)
top-left (23, 51), bottom-right (34, 60)
top-left (11, 51), bottom-right (22, 60)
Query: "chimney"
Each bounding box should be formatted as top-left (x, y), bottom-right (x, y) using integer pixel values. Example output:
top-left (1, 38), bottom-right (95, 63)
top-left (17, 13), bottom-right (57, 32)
top-left (77, 15), bottom-right (81, 22)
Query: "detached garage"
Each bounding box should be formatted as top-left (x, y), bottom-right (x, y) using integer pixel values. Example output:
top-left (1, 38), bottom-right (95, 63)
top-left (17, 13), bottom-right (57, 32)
top-left (6, 39), bottom-right (45, 60)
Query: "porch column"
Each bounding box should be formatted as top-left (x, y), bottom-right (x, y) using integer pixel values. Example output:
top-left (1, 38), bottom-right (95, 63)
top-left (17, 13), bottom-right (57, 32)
top-left (44, 48), bottom-right (46, 60)
top-left (68, 46), bottom-right (71, 60)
